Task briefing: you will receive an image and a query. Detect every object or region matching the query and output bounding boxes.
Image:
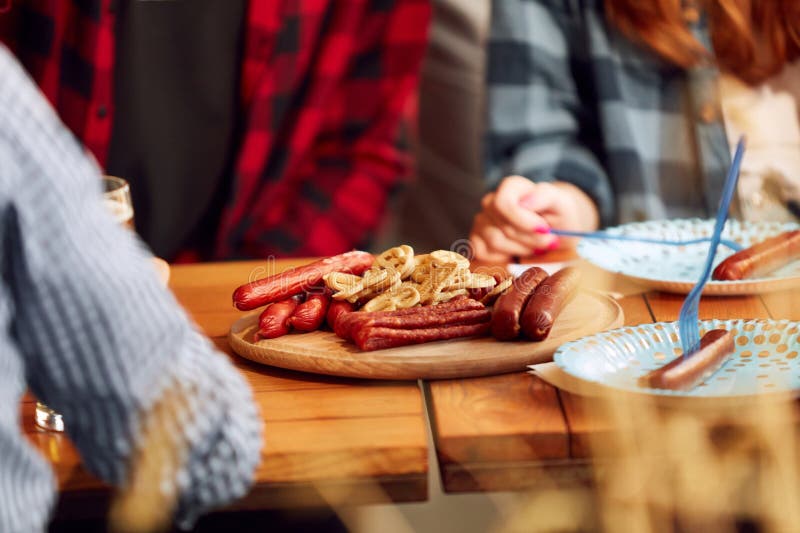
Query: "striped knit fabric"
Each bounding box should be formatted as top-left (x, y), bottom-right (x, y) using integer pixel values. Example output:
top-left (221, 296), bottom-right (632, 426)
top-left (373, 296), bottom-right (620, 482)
top-left (0, 45), bottom-right (261, 532)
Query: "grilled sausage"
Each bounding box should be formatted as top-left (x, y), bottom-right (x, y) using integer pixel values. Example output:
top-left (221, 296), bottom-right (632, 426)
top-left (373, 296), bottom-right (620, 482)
top-left (638, 329), bottom-right (734, 391)
top-left (353, 307), bottom-right (490, 332)
top-left (520, 267), bottom-right (581, 341)
top-left (254, 297), bottom-right (300, 340)
top-left (233, 251), bottom-right (373, 310)
top-left (490, 266), bottom-right (549, 341)
top-left (326, 300), bottom-right (355, 331)
top-left (712, 230), bottom-right (800, 281)
top-left (289, 289), bottom-right (331, 332)
top-left (353, 322), bottom-right (491, 351)
top-left (334, 297), bottom-right (483, 340)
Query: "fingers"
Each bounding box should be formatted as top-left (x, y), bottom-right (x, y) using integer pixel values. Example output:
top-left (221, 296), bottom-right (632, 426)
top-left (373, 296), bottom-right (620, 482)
top-left (470, 175), bottom-right (601, 262)
top-left (482, 177), bottom-right (544, 234)
top-left (470, 213), bottom-right (560, 263)
top-left (483, 208), bottom-right (556, 250)
top-left (518, 181), bottom-right (570, 215)
top-left (470, 234), bottom-right (512, 264)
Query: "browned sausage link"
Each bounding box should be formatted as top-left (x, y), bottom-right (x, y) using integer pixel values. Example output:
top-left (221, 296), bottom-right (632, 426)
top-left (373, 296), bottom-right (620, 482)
top-left (520, 267), bottom-right (581, 341)
top-left (490, 266), bottom-right (549, 341)
top-left (289, 289), bottom-right (331, 332)
top-left (334, 298), bottom-right (485, 340)
top-left (638, 329), bottom-right (734, 391)
top-left (233, 251), bottom-right (374, 311)
top-left (326, 300), bottom-right (355, 331)
top-left (357, 308), bottom-right (490, 331)
top-left (354, 322), bottom-right (491, 351)
top-left (255, 297), bottom-right (300, 340)
top-left (712, 230), bottom-right (800, 281)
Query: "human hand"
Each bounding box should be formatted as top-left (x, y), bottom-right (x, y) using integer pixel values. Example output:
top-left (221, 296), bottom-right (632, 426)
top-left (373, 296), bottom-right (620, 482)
top-left (469, 176), bottom-right (599, 263)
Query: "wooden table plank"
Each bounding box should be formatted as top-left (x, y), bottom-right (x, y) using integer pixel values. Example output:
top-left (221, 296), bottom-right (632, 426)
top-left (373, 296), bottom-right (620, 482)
top-left (23, 260), bottom-right (429, 513)
top-left (255, 385), bottom-right (422, 422)
top-left (760, 290), bottom-right (800, 320)
top-left (429, 371), bottom-right (568, 492)
top-left (558, 294), bottom-right (655, 458)
top-left (429, 257), bottom-right (632, 493)
top-left (646, 292), bottom-right (772, 321)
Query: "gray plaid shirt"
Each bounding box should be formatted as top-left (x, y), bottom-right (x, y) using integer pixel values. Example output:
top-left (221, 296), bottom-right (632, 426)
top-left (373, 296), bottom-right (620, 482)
top-left (0, 46), bottom-right (261, 532)
top-left (486, 0), bottom-right (733, 226)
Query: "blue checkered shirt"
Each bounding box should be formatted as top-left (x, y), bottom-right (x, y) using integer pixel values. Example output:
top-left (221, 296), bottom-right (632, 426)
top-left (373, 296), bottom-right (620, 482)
top-left (486, 0), bottom-right (733, 226)
top-left (0, 46), bottom-right (261, 532)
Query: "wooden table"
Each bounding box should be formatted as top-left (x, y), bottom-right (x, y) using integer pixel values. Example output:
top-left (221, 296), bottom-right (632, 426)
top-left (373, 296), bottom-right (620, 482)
top-left (428, 258), bottom-right (800, 494)
top-left (21, 260), bottom-right (428, 518)
top-left (23, 256), bottom-right (800, 516)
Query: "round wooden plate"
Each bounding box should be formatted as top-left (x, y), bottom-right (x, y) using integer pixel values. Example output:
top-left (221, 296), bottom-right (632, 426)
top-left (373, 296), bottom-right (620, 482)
top-left (228, 291), bottom-right (624, 380)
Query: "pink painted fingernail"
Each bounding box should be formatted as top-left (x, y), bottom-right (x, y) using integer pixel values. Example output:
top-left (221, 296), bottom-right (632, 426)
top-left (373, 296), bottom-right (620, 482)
top-left (533, 247), bottom-right (546, 255)
top-left (533, 225), bottom-right (550, 234)
top-left (547, 238), bottom-right (561, 251)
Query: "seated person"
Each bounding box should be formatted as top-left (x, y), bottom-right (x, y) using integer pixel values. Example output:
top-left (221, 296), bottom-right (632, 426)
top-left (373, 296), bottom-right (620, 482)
top-left (0, 0), bottom-right (430, 261)
top-left (470, 0), bottom-right (800, 262)
top-left (0, 45), bottom-right (261, 532)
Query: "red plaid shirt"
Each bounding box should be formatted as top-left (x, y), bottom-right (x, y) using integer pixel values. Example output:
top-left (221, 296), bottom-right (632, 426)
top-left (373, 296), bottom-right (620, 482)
top-left (0, 0), bottom-right (430, 259)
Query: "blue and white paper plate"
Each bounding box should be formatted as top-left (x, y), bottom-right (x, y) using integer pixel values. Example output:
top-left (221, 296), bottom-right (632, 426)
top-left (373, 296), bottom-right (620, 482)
top-left (554, 319), bottom-right (800, 399)
top-left (577, 219), bottom-right (800, 294)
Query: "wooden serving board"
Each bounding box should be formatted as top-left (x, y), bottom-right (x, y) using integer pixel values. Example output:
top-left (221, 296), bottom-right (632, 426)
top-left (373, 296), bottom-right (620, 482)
top-left (228, 291), bottom-right (624, 380)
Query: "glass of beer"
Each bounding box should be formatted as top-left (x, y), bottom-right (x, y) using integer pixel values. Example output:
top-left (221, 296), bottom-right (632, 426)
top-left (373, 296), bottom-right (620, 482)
top-left (102, 175), bottom-right (135, 229)
top-left (35, 176), bottom-right (135, 431)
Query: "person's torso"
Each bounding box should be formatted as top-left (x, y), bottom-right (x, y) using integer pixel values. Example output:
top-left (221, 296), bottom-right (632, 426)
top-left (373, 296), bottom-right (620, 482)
top-left (106, 0), bottom-right (246, 260)
top-left (567, 1), bottom-right (732, 224)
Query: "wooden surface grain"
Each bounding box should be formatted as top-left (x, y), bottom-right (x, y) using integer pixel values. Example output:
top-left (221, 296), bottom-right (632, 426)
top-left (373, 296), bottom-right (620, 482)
top-left (22, 260), bottom-right (429, 513)
top-left (428, 261), bottom-right (800, 493)
top-left (23, 255), bottom-right (800, 505)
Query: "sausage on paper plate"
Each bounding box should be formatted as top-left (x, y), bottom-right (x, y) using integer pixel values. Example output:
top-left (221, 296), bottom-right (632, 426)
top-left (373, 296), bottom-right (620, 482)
top-left (490, 266), bottom-right (549, 341)
top-left (255, 297), bottom-right (300, 340)
top-left (638, 329), bottom-right (734, 391)
top-left (520, 267), bottom-right (581, 341)
top-left (712, 230), bottom-right (800, 281)
top-left (233, 251), bottom-right (374, 311)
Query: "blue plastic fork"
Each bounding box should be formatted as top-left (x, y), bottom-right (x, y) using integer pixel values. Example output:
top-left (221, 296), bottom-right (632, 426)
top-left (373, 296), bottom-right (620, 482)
top-left (677, 137), bottom-right (746, 355)
top-left (547, 229), bottom-right (744, 252)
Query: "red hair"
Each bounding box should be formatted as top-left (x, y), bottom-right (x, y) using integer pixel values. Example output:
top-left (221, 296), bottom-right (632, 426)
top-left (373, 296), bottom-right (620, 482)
top-left (605, 0), bottom-right (800, 85)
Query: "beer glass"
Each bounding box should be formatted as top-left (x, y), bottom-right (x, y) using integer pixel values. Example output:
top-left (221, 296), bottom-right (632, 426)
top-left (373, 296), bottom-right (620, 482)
top-left (35, 176), bottom-right (135, 431)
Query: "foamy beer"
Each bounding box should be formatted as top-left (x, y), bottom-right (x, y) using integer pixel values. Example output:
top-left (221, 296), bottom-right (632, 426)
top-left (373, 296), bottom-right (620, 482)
top-left (102, 175), bottom-right (135, 229)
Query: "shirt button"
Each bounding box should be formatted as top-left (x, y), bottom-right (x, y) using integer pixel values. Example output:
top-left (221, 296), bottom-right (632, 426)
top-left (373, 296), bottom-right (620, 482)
top-left (699, 103), bottom-right (717, 123)
top-left (97, 105), bottom-right (108, 118)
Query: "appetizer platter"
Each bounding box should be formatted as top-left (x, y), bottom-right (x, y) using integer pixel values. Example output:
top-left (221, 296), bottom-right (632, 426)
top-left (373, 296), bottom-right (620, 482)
top-left (554, 318), bottom-right (800, 399)
top-left (577, 219), bottom-right (800, 294)
top-left (228, 247), bottom-right (623, 379)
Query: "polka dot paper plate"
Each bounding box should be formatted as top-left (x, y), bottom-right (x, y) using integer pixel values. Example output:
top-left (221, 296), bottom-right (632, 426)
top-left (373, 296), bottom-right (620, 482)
top-left (577, 219), bottom-right (800, 294)
top-left (554, 319), bottom-right (800, 399)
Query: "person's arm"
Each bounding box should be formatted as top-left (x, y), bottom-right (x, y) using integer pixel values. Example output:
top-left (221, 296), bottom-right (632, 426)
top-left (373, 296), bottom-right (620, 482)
top-left (486, 0), bottom-right (612, 219)
top-left (0, 46), bottom-right (261, 528)
top-left (282, 0), bottom-right (431, 256)
top-left (472, 0), bottom-right (612, 261)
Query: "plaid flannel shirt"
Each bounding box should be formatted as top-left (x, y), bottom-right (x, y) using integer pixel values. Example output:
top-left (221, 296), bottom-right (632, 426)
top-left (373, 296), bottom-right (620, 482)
top-left (486, 0), bottom-right (733, 227)
top-left (0, 0), bottom-right (430, 259)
